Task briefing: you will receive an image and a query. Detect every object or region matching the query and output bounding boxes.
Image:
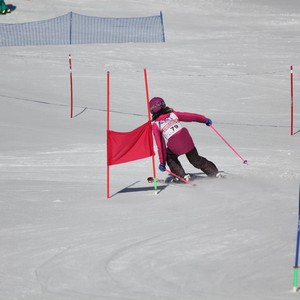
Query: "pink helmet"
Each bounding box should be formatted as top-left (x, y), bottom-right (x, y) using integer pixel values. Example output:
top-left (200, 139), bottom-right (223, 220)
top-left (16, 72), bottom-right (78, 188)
top-left (150, 97), bottom-right (166, 114)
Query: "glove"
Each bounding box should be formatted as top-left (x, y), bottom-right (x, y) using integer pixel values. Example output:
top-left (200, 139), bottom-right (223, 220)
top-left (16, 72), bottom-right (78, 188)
top-left (159, 163), bottom-right (166, 172)
top-left (205, 118), bottom-right (212, 126)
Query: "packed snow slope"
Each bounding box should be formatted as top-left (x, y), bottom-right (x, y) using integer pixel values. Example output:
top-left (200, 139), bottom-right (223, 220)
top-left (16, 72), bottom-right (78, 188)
top-left (0, 0), bottom-right (300, 299)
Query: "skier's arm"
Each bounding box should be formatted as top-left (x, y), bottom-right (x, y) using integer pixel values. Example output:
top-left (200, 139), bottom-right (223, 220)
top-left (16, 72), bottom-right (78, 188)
top-left (173, 111), bottom-right (208, 124)
top-left (152, 123), bottom-right (167, 164)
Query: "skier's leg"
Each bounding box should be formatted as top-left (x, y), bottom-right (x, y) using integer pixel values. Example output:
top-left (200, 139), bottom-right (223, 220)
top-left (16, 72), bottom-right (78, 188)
top-left (166, 148), bottom-right (186, 178)
top-left (186, 147), bottom-right (219, 177)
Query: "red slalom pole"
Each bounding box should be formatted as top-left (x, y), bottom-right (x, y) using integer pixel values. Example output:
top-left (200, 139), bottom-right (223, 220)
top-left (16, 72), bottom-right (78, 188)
top-left (165, 168), bottom-right (193, 185)
top-left (106, 71), bottom-right (111, 199)
top-left (291, 66), bottom-right (294, 136)
top-left (210, 125), bottom-right (248, 164)
top-left (69, 54), bottom-right (73, 119)
top-left (144, 68), bottom-right (158, 193)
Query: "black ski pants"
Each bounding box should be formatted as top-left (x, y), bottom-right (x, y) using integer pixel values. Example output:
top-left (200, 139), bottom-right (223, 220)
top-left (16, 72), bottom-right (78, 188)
top-left (166, 147), bottom-right (218, 178)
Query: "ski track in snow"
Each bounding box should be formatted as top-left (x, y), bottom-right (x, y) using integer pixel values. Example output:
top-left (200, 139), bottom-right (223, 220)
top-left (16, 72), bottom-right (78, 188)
top-left (29, 178), bottom-right (297, 300)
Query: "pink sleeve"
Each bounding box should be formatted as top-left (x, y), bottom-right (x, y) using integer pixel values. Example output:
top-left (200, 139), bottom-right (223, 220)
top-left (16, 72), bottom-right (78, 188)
top-left (173, 111), bottom-right (207, 123)
top-left (152, 122), bottom-right (167, 164)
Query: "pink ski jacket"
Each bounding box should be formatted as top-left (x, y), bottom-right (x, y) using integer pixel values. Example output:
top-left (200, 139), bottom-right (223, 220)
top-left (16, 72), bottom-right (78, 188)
top-left (152, 110), bottom-right (208, 164)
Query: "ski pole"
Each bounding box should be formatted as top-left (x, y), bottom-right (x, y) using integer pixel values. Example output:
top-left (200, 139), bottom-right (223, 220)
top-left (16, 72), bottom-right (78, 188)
top-left (210, 125), bottom-right (248, 164)
top-left (165, 168), bottom-right (193, 185)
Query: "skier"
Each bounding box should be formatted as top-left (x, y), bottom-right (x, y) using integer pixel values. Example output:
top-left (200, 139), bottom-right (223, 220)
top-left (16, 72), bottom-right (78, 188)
top-left (0, 0), bottom-right (11, 14)
top-left (150, 97), bottom-right (222, 183)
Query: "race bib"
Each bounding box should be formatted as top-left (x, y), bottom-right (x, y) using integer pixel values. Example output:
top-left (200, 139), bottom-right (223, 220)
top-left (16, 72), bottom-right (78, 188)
top-left (156, 113), bottom-right (183, 141)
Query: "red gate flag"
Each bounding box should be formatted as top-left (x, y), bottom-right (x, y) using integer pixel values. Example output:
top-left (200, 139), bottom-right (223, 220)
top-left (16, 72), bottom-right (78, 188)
top-left (107, 121), bottom-right (154, 166)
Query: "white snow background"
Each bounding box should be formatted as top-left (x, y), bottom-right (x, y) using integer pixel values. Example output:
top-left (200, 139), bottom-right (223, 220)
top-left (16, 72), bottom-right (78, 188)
top-left (1, 0), bottom-right (300, 299)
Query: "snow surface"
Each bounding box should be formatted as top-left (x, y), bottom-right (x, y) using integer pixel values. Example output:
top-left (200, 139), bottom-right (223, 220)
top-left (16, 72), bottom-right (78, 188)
top-left (1, 0), bottom-right (300, 299)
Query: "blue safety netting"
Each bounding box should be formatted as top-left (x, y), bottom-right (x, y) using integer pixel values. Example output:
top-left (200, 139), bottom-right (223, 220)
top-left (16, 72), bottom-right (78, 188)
top-left (0, 11), bottom-right (165, 47)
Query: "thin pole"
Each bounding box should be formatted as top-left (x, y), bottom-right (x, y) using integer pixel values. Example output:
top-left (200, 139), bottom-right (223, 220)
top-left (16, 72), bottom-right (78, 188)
top-left (293, 185), bottom-right (300, 292)
top-left (165, 169), bottom-right (193, 185)
top-left (106, 71), bottom-right (110, 199)
top-left (160, 11), bottom-right (166, 43)
top-left (144, 68), bottom-right (158, 192)
top-left (69, 54), bottom-right (73, 118)
top-left (210, 125), bottom-right (248, 164)
top-left (291, 66), bottom-right (294, 136)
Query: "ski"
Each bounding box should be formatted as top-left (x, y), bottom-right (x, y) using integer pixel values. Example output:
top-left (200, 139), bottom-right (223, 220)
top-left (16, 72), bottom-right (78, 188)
top-left (147, 176), bottom-right (197, 186)
top-left (147, 171), bottom-right (228, 185)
